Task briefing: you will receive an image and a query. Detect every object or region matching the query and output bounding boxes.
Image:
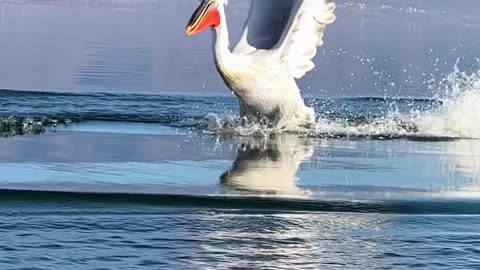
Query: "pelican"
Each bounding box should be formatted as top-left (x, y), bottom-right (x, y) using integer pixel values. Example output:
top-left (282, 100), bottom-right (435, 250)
top-left (186, 0), bottom-right (336, 130)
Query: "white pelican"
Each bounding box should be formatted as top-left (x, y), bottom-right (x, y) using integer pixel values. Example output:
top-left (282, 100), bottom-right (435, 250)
top-left (186, 0), bottom-right (336, 130)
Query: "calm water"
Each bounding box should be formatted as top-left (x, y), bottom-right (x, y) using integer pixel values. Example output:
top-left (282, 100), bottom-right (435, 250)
top-left (1, 0), bottom-right (480, 269)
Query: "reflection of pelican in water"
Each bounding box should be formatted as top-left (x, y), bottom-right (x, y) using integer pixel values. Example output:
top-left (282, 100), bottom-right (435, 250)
top-left (220, 135), bottom-right (313, 197)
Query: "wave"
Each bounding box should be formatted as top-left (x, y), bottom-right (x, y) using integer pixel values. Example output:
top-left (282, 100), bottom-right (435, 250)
top-left (0, 89), bottom-right (435, 138)
top-left (2, 64), bottom-right (480, 139)
top-left (1, 188), bottom-right (480, 214)
top-left (0, 90), bottom-right (234, 137)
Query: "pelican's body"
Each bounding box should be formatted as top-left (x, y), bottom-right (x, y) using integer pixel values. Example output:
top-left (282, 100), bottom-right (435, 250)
top-left (187, 0), bottom-right (336, 130)
top-left (215, 51), bottom-right (313, 128)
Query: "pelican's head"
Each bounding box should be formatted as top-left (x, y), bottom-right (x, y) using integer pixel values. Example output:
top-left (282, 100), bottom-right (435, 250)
top-left (186, 0), bottom-right (227, 36)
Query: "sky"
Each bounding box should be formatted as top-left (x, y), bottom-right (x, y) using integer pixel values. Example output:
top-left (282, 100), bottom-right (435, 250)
top-left (0, 0), bottom-right (479, 98)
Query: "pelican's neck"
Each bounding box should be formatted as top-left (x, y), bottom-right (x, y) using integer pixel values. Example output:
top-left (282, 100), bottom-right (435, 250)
top-left (211, 5), bottom-right (231, 64)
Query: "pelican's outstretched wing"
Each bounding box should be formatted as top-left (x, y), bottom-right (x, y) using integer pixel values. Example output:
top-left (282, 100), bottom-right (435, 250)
top-left (232, 0), bottom-right (299, 54)
top-left (232, 0), bottom-right (336, 79)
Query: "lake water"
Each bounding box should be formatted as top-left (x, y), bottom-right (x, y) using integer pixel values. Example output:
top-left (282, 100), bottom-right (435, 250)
top-left (1, 0), bottom-right (480, 269)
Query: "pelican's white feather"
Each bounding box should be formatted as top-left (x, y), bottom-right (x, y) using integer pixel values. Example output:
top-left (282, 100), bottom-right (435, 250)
top-left (279, 0), bottom-right (336, 78)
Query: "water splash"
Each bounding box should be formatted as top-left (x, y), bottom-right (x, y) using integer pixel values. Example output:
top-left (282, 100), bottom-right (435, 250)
top-left (318, 63), bottom-right (480, 138)
top-left (208, 64), bottom-right (480, 139)
top-left (414, 64), bottom-right (480, 138)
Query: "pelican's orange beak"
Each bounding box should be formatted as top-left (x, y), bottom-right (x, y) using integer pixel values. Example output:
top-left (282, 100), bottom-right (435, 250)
top-left (186, 0), bottom-right (220, 36)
